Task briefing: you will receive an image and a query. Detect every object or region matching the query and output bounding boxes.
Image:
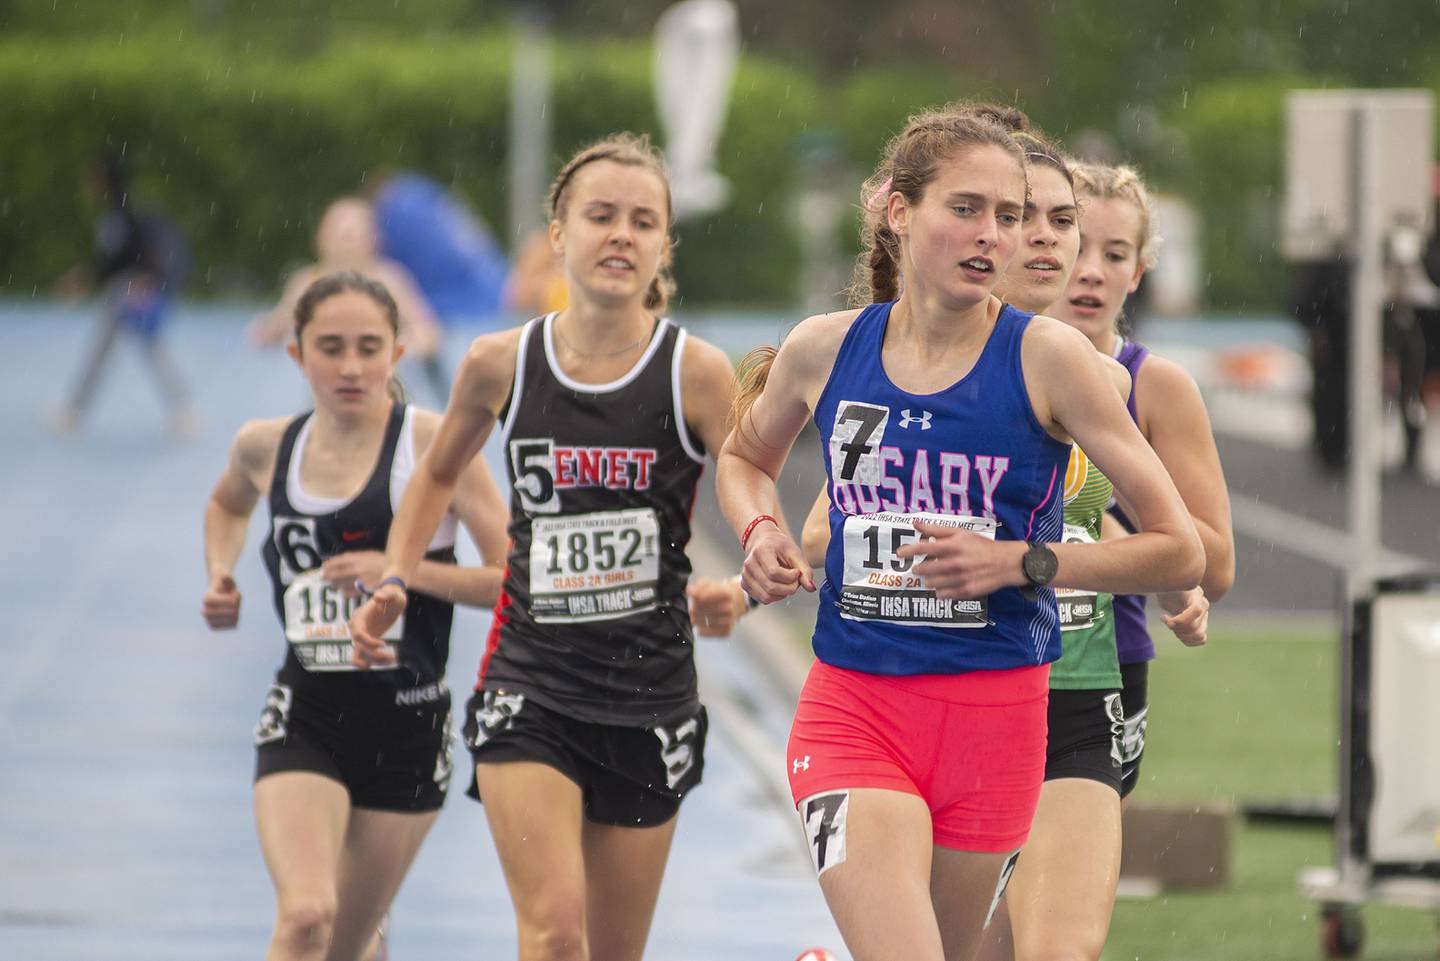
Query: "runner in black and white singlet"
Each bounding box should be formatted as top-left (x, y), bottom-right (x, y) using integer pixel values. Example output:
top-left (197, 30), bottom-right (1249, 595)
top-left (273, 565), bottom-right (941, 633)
top-left (202, 271), bottom-right (507, 961)
top-left (349, 134), bottom-right (749, 961)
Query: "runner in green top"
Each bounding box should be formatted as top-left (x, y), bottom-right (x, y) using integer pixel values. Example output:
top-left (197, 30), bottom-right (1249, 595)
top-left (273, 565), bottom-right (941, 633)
top-left (1052, 443), bottom-right (1122, 690)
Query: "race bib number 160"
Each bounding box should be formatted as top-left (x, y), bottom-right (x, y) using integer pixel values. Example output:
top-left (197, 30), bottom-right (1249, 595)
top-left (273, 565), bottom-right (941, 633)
top-left (839, 511), bottom-right (996, 628)
top-left (283, 570), bottom-right (403, 672)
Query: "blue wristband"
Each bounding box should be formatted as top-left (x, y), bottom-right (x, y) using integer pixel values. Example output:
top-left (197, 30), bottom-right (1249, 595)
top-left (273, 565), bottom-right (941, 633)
top-left (355, 575), bottom-right (408, 598)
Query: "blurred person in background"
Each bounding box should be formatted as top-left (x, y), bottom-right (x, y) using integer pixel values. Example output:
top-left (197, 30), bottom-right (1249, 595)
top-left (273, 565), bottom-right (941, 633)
top-left (250, 197), bottom-right (448, 404)
top-left (370, 170), bottom-right (511, 329)
top-left (52, 152), bottom-right (199, 437)
top-left (504, 226), bottom-right (570, 317)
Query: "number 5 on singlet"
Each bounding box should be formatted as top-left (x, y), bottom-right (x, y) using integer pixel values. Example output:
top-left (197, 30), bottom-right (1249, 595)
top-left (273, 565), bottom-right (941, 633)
top-left (839, 511), bottom-right (996, 628)
top-left (283, 570), bottom-right (403, 672)
top-left (529, 508), bottom-right (661, 623)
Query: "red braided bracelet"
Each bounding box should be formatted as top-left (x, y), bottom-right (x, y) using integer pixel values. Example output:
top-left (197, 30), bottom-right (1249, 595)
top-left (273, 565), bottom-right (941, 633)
top-left (740, 514), bottom-right (778, 551)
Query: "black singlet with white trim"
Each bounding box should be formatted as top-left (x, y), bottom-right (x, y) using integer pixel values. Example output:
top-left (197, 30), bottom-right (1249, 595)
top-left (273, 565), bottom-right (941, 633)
top-left (262, 402), bottom-right (457, 691)
top-left (482, 313), bottom-right (707, 727)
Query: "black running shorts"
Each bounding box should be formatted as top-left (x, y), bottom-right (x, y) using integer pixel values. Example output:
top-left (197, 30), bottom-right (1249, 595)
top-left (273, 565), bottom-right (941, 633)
top-left (461, 688), bottom-right (706, 827)
top-left (1044, 686), bottom-right (1124, 793)
top-left (253, 678), bottom-right (454, 812)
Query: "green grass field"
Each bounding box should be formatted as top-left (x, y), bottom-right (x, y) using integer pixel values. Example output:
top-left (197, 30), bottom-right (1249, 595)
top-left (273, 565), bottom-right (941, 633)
top-left (1105, 622), bottom-right (1438, 961)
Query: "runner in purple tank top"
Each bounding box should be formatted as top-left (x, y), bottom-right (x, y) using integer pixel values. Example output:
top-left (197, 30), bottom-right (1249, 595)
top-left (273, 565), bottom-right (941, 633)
top-left (1049, 163), bottom-right (1236, 800)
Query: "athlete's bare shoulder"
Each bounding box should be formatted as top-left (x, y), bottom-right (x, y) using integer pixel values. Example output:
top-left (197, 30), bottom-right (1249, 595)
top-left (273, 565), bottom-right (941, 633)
top-left (454, 323), bottom-right (529, 416)
top-left (778, 308), bottom-right (864, 374)
top-left (786, 307), bottom-right (864, 347)
top-left (1021, 312), bottom-right (1094, 356)
top-left (1133, 350), bottom-right (1199, 397)
top-left (1019, 314), bottom-right (1114, 435)
top-left (1099, 353), bottom-right (1132, 403)
top-left (1131, 350), bottom-right (1205, 434)
top-left (230, 417), bottom-right (290, 487)
top-left (678, 330), bottom-right (735, 393)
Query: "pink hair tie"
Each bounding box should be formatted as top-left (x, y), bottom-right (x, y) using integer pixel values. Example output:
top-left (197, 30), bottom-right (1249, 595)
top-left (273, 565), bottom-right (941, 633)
top-left (866, 176), bottom-right (894, 212)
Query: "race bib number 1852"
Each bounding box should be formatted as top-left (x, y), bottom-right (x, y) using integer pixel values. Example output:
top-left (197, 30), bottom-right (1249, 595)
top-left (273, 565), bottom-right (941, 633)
top-left (529, 508), bottom-right (661, 623)
top-left (839, 511), bottom-right (996, 628)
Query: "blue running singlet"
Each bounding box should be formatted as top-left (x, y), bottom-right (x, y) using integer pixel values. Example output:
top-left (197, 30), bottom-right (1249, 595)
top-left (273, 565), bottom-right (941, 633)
top-left (811, 301), bottom-right (1071, 675)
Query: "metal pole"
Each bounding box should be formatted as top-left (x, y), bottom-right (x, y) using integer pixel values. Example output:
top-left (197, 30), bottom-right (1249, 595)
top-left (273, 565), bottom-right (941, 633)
top-left (1336, 100), bottom-right (1385, 888)
top-left (508, 8), bottom-right (552, 249)
top-left (1346, 101), bottom-right (1384, 602)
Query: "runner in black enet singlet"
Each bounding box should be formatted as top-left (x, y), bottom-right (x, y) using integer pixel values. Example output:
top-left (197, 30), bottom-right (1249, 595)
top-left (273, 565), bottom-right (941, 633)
top-left (348, 134), bottom-right (753, 961)
top-left (483, 313), bottom-right (706, 725)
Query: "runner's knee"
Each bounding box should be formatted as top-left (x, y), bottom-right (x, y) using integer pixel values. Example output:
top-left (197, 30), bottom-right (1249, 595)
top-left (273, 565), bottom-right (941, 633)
top-left (273, 893), bottom-right (338, 956)
top-left (520, 913), bottom-right (588, 961)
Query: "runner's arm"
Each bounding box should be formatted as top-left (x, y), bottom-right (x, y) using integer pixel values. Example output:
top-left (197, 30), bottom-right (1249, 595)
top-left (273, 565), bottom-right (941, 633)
top-left (202, 421), bottom-right (277, 629)
top-left (350, 332), bottom-right (517, 664)
top-left (1031, 320), bottom-right (1204, 594)
top-left (800, 482), bottom-right (831, 570)
top-left (1136, 355), bottom-right (1235, 601)
top-left (717, 314), bottom-right (850, 602)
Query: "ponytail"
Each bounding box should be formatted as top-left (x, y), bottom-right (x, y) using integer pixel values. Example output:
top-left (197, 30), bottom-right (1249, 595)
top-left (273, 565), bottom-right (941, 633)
top-left (730, 345), bottom-right (778, 444)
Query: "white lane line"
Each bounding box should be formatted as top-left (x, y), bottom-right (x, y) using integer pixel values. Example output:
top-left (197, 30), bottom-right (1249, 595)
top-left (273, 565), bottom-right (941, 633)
top-left (1229, 495), bottom-right (1430, 573)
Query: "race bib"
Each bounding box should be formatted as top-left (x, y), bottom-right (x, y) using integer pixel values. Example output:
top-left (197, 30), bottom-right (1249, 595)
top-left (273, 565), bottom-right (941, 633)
top-left (283, 569), bottom-right (403, 672)
top-left (1056, 523), bottom-right (1100, 631)
top-left (529, 508), bottom-right (661, 623)
top-left (838, 511), bottom-right (996, 628)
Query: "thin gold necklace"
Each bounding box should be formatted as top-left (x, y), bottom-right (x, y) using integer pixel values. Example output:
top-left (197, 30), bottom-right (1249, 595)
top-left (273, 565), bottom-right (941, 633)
top-left (554, 317), bottom-right (653, 358)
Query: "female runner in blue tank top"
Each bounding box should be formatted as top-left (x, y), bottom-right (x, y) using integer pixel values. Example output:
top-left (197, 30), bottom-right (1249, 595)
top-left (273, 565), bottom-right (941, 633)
top-left (349, 134), bottom-right (752, 961)
top-left (794, 119), bottom-right (1201, 961)
top-left (202, 272), bottom-right (509, 961)
top-left (1050, 163), bottom-right (1235, 801)
top-left (717, 104), bottom-right (1204, 961)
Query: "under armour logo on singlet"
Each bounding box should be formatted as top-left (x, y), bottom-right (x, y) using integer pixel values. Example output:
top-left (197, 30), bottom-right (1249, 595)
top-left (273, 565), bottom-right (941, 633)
top-left (898, 409), bottom-right (932, 430)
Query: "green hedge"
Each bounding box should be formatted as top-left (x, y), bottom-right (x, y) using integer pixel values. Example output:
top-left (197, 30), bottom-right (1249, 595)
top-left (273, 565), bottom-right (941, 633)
top-left (0, 27), bottom-right (1401, 313)
top-left (1165, 74), bottom-right (1316, 312)
top-left (0, 32), bottom-right (820, 306)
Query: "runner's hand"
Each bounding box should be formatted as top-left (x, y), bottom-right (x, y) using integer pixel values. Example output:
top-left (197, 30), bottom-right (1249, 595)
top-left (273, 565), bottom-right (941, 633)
top-left (1158, 586), bottom-right (1208, 647)
top-left (899, 520), bottom-right (1025, 600)
top-left (742, 527), bottom-right (815, 604)
top-left (323, 551), bottom-right (387, 598)
top-left (202, 572), bottom-right (242, 630)
top-left (687, 575), bottom-right (745, 638)
top-left (349, 583), bottom-right (406, 668)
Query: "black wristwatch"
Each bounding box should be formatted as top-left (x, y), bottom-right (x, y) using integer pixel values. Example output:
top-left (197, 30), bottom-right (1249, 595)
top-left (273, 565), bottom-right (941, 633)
top-left (1020, 540), bottom-right (1058, 601)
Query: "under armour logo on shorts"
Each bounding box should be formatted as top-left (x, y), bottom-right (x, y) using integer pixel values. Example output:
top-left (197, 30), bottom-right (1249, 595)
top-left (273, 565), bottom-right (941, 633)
top-left (792, 755), bottom-right (811, 773)
top-left (898, 409), bottom-right (933, 429)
